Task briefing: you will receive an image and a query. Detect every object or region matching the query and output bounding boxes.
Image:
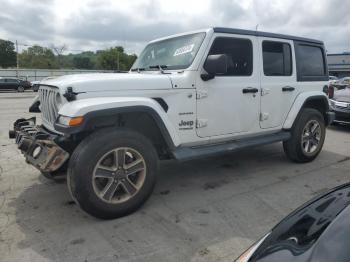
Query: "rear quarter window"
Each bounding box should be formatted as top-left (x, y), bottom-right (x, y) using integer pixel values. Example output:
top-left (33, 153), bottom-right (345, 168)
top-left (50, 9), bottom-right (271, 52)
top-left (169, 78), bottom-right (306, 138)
top-left (295, 42), bottom-right (328, 82)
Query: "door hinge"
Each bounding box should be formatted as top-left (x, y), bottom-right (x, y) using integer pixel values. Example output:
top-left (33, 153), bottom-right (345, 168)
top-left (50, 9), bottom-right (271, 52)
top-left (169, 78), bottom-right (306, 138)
top-left (261, 88), bottom-right (270, 96)
top-left (260, 112), bottom-right (269, 121)
top-left (196, 119), bottom-right (208, 128)
top-left (196, 91), bottom-right (208, 100)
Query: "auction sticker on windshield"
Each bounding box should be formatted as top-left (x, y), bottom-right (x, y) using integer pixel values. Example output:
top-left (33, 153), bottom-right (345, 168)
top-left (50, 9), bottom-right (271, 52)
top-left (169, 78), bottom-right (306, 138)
top-left (174, 44), bottom-right (195, 56)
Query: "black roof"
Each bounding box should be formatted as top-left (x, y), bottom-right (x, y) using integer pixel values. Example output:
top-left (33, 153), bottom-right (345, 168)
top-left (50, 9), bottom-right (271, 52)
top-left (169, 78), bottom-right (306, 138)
top-left (213, 27), bottom-right (323, 45)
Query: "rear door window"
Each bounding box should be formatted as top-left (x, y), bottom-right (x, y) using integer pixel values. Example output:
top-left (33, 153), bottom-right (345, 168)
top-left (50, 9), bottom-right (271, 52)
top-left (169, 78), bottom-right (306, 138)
top-left (263, 41), bottom-right (292, 76)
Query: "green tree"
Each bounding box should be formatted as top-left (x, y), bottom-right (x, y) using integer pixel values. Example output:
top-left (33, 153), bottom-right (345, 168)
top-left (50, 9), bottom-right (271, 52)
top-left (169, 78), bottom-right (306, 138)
top-left (0, 39), bottom-right (16, 68)
top-left (97, 46), bottom-right (137, 71)
top-left (18, 45), bottom-right (58, 69)
top-left (73, 56), bottom-right (93, 69)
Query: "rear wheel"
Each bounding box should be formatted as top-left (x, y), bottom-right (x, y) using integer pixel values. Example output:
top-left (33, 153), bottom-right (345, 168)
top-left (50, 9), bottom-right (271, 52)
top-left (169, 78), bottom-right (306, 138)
top-left (283, 108), bottom-right (325, 163)
top-left (17, 86), bottom-right (25, 92)
top-left (67, 128), bottom-right (158, 219)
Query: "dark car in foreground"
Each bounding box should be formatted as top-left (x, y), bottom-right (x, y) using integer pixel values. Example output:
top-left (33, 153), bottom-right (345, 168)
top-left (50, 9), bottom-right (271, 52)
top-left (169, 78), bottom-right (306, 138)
top-left (0, 77), bottom-right (32, 92)
top-left (235, 183), bottom-right (350, 262)
top-left (329, 86), bottom-right (350, 124)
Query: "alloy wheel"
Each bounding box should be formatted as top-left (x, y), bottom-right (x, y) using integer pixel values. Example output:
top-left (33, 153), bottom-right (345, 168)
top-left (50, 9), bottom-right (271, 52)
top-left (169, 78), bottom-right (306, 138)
top-left (92, 147), bottom-right (146, 204)
top-left (301, 120), bottom-right (322, 155)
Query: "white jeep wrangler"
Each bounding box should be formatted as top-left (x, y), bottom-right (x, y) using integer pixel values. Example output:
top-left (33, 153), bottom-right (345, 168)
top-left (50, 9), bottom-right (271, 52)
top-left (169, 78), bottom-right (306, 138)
top-left (10, 28), bottom-right (334, 219)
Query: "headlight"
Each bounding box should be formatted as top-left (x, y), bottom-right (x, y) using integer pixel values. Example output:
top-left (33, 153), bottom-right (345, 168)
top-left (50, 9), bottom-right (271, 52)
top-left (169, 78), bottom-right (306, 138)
top-left (57, 115), bottom-right (84, 126)
top-left (235, 233), bottom-right (270, 262)
top-left (329, 99), bottom-right (335, 109)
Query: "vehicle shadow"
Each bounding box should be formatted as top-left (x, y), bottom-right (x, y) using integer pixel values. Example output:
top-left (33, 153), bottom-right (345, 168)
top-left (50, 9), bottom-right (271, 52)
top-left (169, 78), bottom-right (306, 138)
top-left (7, 144), bottom-right (350, 262)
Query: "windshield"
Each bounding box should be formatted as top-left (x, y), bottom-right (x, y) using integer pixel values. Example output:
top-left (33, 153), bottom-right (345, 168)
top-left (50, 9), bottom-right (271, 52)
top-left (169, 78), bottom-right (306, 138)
top-left (131, 32), bottom-right (206, 71)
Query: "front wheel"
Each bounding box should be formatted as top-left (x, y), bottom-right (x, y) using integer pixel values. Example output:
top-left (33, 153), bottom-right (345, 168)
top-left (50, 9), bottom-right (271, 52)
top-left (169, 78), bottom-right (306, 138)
top-left (283, 108), bottom-right (326, 163)
top-left (67, 128), bottom-right (158, 219)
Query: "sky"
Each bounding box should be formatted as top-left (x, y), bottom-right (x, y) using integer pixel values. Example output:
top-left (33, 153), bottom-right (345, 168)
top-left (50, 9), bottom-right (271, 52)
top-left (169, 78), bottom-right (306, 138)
top-left (1, 0), bottom-right (349, 55)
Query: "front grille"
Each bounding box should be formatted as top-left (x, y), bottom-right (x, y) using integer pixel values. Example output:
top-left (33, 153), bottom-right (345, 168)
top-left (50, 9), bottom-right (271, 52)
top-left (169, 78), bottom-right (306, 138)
top-left (39, 86), bottom-right (60, 128)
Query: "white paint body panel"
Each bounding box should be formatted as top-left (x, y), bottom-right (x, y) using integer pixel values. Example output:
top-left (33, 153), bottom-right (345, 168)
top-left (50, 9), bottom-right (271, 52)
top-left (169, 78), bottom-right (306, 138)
top-left (196, 33), bottom-right (261, 138)
top-left (59, 97), bottom-right (181, 146)
top-left (258, 37), bottom-right (299, 129)
top-left (41, 72), bottom-right (173, 93)
top-left (283, 91), bottom-right (328, 129)
top-left (38, 28), bottom-right (329, 149)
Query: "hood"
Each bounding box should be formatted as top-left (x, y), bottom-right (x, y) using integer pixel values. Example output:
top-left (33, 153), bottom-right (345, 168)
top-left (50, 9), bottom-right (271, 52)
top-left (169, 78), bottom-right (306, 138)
top-left (40, 72), bottom-right (173, 93)
top-left (334, 87), bottom-right (350, 103)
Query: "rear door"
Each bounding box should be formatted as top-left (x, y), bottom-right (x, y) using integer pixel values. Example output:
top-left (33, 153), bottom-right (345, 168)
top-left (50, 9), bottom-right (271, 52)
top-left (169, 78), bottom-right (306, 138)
top-left (259, 38), bottom-right (298, 129)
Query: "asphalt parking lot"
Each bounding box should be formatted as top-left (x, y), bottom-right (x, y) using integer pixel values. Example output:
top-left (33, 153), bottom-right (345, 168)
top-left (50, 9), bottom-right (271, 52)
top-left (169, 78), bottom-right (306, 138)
top-left (0, 92), bottom-right (350, 262)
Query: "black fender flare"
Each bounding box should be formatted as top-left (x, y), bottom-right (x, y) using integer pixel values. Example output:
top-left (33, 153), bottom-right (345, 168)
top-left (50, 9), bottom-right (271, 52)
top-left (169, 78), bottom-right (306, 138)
top-left (54, 106), bottom-right (175, 149)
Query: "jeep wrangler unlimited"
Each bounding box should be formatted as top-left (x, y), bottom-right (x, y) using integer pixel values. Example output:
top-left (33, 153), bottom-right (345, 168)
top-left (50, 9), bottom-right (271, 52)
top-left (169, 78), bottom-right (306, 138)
top-left (9, 28), bottom-right (334, 219)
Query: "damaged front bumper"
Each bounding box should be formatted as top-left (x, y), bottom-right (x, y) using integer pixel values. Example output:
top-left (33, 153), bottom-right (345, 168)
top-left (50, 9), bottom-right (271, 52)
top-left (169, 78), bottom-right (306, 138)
top-left (9, 117), bottom-right (69, 173)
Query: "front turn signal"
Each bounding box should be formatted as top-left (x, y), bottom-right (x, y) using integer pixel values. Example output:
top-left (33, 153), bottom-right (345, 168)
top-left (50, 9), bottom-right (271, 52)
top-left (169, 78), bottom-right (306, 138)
top-left (58, 115), bottom-right (84, 126)
top-left (68, 116), bottom-right (84, 126)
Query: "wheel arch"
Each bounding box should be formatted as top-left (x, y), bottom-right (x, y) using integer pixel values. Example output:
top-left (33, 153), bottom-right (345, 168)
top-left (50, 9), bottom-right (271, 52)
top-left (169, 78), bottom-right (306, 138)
top-left (283, 93), bottom-right (330, 129)
top-left (55, 106), bottom-right (178, 159)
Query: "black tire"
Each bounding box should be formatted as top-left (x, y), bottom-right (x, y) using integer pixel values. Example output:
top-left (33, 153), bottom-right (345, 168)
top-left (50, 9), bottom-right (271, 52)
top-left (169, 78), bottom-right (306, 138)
top-left (17, 86), bottom-right (25, 92)
top-left (67, 128), bottom-right (159, 219)
top-left (283, 108), bottom-right (325, 163)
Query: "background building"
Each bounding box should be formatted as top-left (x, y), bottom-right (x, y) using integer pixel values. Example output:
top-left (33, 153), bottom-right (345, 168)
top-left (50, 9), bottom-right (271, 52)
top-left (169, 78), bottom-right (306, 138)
top-left (327, 53), bottom-right (350, 78)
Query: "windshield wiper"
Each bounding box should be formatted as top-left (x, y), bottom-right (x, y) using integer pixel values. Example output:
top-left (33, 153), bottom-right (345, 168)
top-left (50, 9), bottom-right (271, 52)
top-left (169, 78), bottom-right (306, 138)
top-left (148, 65), bottom-right (170, 74)
top-left (130, 67), bottom-right (146, 72)
top-left (131, 65), bottom-right (170, 74)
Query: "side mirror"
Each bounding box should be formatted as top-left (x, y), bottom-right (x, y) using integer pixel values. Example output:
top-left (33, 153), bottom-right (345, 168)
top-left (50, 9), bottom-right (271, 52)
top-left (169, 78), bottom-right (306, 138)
top-left (201, 54), bottom-right (228, 81)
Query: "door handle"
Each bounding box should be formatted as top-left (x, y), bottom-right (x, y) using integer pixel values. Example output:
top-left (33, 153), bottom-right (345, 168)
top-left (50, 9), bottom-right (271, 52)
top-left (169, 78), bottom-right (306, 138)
top-left (242, 87), bottom-right (259, 94)
top-left (282, 86), bottom-right (295, 92)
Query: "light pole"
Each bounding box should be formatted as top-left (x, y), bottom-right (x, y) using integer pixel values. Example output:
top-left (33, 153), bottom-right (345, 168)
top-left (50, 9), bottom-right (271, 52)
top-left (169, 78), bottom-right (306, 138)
top-left (15, 40), bottom-right (19, 77)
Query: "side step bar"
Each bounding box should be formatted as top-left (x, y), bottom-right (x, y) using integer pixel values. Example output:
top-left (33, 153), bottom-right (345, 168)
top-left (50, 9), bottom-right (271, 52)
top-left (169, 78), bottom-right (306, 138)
top-left (173, 131), bottom-right (291, 161)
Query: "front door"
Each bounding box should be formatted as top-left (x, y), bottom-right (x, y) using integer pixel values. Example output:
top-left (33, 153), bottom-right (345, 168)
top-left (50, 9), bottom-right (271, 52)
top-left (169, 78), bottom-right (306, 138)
top-left (196, 35), bottom-right (260, 138)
